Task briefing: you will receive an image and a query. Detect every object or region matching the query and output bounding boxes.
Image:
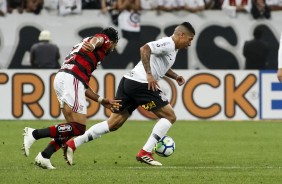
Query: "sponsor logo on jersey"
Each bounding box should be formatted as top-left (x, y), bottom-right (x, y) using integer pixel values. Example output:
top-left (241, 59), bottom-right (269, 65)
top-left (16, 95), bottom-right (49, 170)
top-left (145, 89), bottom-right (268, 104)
top-left (156, 42), bottom-right (170, 48)
top-left (57, 124), bottom-right (72, 132)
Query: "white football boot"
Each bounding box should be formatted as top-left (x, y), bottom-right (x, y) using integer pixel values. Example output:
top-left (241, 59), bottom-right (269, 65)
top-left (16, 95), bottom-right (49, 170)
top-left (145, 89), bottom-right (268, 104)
top-left (35, 152), bottom-right (56, 169)
top-left (64, 146), bottom-right (74, 166)
top-left (22, 127), bottom-right (36, 156)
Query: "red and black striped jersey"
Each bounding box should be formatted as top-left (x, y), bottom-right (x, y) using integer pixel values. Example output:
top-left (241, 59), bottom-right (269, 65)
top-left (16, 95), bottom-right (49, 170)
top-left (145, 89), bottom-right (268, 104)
top-left (60, 33), bottom-right (112, 88)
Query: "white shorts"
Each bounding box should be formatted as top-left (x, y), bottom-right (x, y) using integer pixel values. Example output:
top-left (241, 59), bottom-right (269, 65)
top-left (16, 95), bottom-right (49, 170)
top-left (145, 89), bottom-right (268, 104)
top-left (53, 72), bottom-right (87, 114)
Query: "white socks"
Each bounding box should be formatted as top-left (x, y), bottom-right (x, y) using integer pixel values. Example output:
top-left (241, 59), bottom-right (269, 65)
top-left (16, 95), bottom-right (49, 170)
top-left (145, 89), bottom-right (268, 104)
top-left (72, 118), bottom-right (172, 152)
top-left (142, 118), bottom-right (172, 152)
top-left (74, 121), bottom-right (109, 148)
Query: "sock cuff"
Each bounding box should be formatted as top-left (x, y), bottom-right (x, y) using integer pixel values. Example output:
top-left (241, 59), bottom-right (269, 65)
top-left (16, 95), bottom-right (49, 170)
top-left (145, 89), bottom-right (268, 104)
top-left (88, 121), bottom-right (109, 138)
top-left (152, 118), bottom-right (172, 137)
top-left (159, 118), bottom-right (172, 128)
top-left (88, 120), bottom-right (109, 133)
top-left (100, 121), bottom-right (110, 132)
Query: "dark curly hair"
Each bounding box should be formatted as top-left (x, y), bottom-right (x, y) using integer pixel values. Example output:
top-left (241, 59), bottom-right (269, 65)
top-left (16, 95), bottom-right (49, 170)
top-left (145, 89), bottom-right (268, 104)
top-left (101, 27), bottom-right (119, 43)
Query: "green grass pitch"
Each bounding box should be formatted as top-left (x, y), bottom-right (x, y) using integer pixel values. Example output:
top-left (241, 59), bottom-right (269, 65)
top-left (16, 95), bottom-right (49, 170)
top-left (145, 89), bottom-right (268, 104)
top-left (1, 120), bottom-right (282, 184)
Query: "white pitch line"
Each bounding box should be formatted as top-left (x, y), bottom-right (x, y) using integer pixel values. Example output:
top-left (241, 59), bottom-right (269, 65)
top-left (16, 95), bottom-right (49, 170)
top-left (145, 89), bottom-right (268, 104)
top-left (127, 166), bottom-right (282, 170)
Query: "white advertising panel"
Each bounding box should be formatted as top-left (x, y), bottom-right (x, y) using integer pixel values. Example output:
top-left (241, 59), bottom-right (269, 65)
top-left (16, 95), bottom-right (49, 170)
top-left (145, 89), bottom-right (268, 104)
top-left (0, 70), bottom-right (260, 120)
top-left (260, 71), bottom-right (282, 119)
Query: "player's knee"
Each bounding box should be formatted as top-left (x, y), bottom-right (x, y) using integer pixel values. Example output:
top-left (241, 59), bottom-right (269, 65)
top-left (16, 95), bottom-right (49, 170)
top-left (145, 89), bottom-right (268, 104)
top-left (165, 111), bottom-right (176, 124)
top-left (109, 118), bottom-right (127, 131)
top-left (110, 126), bottom-right (119, 131)
top-left (108, 114), bottom-right (128, 131)
top-left (168, 114), bottom-right (176, 124)
top-left (108, 119), bottom-right (120, 131)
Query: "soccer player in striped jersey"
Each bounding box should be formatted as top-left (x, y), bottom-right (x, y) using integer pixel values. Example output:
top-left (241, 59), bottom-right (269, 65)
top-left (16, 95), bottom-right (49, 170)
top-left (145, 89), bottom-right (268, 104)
top-left (22, 27), bottom-right (121, 169)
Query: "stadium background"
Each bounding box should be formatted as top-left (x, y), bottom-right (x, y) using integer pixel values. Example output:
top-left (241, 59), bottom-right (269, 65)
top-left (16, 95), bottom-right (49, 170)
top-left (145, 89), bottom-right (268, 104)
top-left (0, 10), bottom-right (281, 120)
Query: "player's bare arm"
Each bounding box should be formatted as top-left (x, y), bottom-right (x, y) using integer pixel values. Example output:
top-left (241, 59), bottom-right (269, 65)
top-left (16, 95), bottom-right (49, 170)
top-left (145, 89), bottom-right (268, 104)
top-left (165, 69), bottom-right (178, 80)
top-left (140, 44), bottom-right (159, 91)
top-left (165, 69), bottom-right (185, 86)
top-left (82, 36), bottom-right (104, 52)
top-left (278, 34), bottom-right (282, 82)
top-left (278, 69), bottom-right (282, 82)
top-left (85, 87), bottom-right (121, 112)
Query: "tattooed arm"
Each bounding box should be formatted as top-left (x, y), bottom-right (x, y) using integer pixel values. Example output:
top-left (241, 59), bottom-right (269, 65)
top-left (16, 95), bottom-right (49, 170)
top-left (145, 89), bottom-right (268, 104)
top-left (140, 44), bottom-right (159, 91)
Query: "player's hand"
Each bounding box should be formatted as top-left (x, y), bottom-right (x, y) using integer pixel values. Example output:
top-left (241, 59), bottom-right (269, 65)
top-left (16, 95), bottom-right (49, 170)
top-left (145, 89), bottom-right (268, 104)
top-left (176, 75), bottom-right (185, 86)
top-left (82, 41), bottom-right (95, 52)
top-left (277, 68), bottom-right (282, 82)
top-left (101, 99), bottom-right (122, 112)
top-left (147, 73), bottom-right (159, 91)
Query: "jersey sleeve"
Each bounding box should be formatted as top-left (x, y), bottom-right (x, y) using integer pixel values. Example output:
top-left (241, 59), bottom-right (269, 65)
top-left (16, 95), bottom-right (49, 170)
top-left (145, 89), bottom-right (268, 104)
top-left (147, 37), bottom-right (175, 55)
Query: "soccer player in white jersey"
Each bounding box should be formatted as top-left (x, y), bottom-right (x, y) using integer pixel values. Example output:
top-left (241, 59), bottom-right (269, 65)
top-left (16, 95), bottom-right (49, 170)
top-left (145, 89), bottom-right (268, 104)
top-left (64, 22), bottom-right (195, 166)
top-left (277, 32), bottom-right (282, 82)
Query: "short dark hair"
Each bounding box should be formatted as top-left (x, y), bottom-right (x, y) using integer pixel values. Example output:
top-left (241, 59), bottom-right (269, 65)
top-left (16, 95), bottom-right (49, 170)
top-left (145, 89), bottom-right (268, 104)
top-left (101, 27), bottom-right (119, 43)
top-left (181, 22), bottom-right (195, 35)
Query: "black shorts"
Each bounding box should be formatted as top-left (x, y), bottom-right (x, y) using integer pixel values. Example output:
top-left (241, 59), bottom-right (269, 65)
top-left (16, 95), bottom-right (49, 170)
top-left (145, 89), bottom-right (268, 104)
top-left (116, 77), bottom-right (169, 114)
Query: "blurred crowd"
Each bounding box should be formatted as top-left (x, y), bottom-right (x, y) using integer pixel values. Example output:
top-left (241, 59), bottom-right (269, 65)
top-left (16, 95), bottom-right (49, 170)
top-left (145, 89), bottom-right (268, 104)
top-left (1, 0), bottom-right (281, 70)
top-left (0, 0), bottom-right (281, 19)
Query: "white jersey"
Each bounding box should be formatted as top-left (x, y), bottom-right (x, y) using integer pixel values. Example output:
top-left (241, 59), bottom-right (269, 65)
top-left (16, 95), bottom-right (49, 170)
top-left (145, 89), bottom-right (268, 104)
top-left (124, 37), bottom-right (178, 83)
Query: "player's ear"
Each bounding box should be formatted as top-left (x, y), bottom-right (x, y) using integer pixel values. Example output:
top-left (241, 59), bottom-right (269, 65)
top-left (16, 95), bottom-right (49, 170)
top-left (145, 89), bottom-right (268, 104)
top-left (111, 41), bottom-right (117, 46)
